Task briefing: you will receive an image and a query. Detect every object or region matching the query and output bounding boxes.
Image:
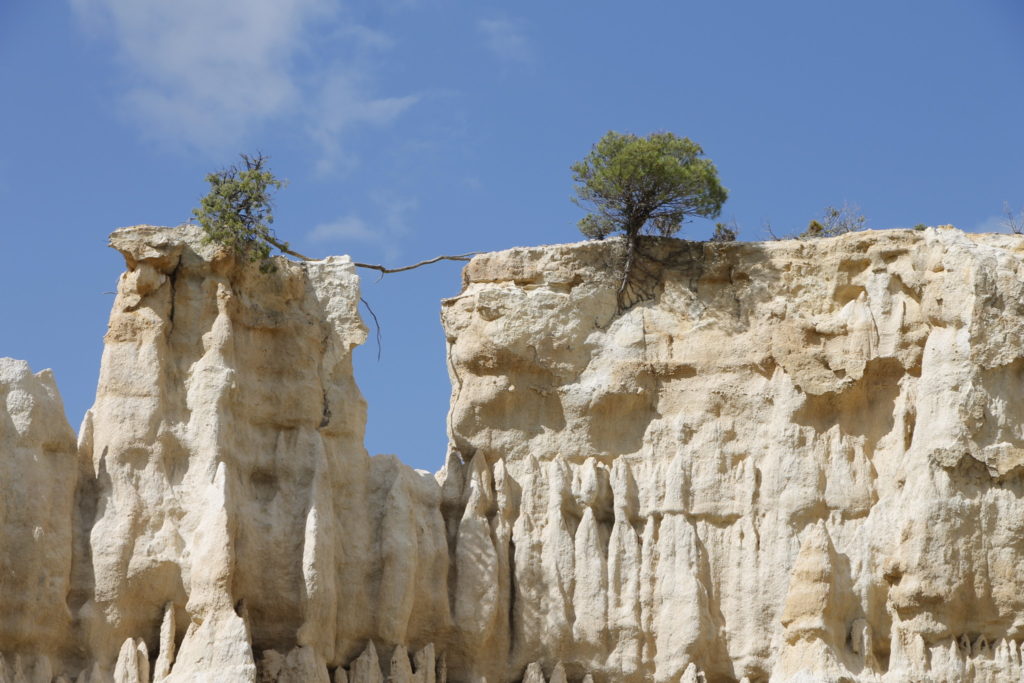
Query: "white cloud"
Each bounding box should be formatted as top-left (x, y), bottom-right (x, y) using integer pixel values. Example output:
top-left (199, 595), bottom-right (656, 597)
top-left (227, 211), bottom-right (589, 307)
top-left (340, 24), bottom-right (396, 51)
top-left (972, 211), bottom-right (1023, 234)
top-left (70, 0), bottom-right (416, 162)
top-left (70, 0), bottom-right (319, 148)
top-left (478, 18), bottom-right (532, 64)
top-left (972, 215), bottom-right (1005, 233)
top-left (308, 215), bottom-right (376, 243)
top-left (307, 194), bottom-right (416, 261)
top-left (309, 71), bottom-right (419, 175)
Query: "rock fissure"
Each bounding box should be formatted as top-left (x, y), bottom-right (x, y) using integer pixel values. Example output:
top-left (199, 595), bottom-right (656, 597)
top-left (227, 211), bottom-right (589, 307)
top-left (165, 259), bottom-right (181, 338)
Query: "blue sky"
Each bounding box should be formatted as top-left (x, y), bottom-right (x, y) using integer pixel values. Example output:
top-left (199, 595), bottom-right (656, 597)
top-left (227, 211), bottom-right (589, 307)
top-left (2, 1), bottom-right (1023, 472)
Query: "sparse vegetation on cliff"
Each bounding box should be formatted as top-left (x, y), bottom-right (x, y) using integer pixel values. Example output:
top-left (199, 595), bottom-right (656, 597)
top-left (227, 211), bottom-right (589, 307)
top-left (193, 153), bottom-right (307, 272)
top-left (194, 153), bottom-right (474, 278)
top-left (572, 131), bottom-right (727, 240)
top-left (799, 202), bottom-right (867, 239)
top-left (711, 220), bottom-right (739, 242)
top-left (571, 131), bottom-right (727, 309)
top-left (1002, 202), bottom-right (1024, 234)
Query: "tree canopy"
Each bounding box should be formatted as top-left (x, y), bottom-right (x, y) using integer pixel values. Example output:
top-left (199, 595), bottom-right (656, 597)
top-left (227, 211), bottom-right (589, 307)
top-left (192, 153), bottom-right (293, 271)
top-left (571, 131), bottom-right (727, 240)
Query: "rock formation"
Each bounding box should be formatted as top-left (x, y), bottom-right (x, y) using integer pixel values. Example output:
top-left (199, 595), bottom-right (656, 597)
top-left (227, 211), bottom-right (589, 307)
top-left (4, 224), bottom-right (1024, 681)
top-left (0, 358), bottom-right (78, 680)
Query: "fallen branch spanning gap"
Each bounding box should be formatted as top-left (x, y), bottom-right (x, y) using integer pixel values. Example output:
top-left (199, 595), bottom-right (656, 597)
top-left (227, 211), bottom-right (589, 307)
top-left (353, 252), bottom-right (479, 275)
top-left (266, 235), bottom-right (478, 276)
top-left (262, 239), bottom-right (478, 360)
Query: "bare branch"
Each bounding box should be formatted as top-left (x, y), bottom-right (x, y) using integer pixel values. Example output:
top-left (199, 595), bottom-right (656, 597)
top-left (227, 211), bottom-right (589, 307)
top-left (354, 253), bottom-right (480, 274)
top-left (264, 235), bottom-right (313, 261)
top-left (1002, 202), bottom-right (1024, 235)
top-left (261, 234), bottom-right (479, 279)
top-left (762, 218), bottom-right (784, 241)
top-left (360, 297), bottom-right (383, 361)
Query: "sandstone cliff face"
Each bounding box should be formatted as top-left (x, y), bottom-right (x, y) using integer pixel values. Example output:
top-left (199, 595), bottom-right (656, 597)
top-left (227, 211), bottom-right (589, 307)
top-left (75, 226), bottom-right (451, 683)
top-left (442, 228), bottom-right (1024, 682)
top-left (3, 225), bottom-right (1024, 682)
top-left (0, 358), bottom-right (78, 680)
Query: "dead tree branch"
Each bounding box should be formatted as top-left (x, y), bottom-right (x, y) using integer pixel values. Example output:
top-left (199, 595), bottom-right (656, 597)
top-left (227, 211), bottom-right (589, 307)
top-left (261, 244), bottom-right (478, 360)
top-left (360, 297), bottom-right (383, 361)
top-left (1002, 202), bottom-right (1024, 235)
top-left (265, 236), bottom-right (314, 261)
top-left (263, 237), bottom-right (478, 273)
top-left (354, 253), bottom-right (479, 275)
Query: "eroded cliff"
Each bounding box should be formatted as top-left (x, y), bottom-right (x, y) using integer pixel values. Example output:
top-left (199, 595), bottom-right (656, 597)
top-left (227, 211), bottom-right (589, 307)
top-left (3, 225), bottom-right (1024, 682)
top-left (443, 228), bottom-right (1024, 682)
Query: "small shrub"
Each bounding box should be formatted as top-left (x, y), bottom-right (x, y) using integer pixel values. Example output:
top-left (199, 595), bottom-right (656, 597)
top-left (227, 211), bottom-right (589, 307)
top-left (193, 153), bottom-right (289, 272)
top-left (1002, 202), bottom-right (1024, 235)
top-left (800, 203), bottom-right (866, 239)
top-left (711, 221), bottom-right (738, 242)
top-left (803, 219), bottom-right (825, 238)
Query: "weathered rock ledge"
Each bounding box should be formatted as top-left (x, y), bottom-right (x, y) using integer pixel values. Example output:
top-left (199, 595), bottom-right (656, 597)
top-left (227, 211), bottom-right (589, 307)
top-left (3, 225), bottom-right (1024, 682)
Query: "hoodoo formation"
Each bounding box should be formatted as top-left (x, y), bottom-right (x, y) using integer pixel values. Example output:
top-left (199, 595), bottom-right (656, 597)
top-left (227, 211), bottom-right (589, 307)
top-left (3, 224), bottom-right (1024, 682)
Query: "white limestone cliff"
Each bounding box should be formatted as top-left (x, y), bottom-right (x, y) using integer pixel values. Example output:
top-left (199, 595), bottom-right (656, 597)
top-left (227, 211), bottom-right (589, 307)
top-left (441, 226), bottom-right (1024, 682)
top-left (75, 225), bottom-right (453, 683)
top-left (0, 358), bottom-right (78, 682)
top-left (4, 224), bottom-right (1024, 681)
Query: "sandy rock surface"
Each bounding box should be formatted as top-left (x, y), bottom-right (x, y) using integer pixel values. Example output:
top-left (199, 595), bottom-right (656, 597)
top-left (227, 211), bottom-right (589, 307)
top-left (3, 225), bottom-right (1024, 682)
top-left (443, 227), bottom-right (1024, 682)
top-left (0, 357), bottom-right (78, 681)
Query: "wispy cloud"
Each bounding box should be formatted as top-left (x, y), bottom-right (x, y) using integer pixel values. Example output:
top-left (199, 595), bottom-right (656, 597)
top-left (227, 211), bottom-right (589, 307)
top-left (309, 71), bottom-right (418, 175)
top-left (972, 210), bottom-right (1023, 234)
top-left (339, 24), bottom-right (396, 51)
top-left (308, 215), bottom-right (376, 243)
top-left (70, 0), bottom-right (416, 164)
top-left (972, 215), bottom-right (1005, 234)
top-left (308, 193), bottom-right (417, 261)
top-left (478, 17), bottom-right (532, 64)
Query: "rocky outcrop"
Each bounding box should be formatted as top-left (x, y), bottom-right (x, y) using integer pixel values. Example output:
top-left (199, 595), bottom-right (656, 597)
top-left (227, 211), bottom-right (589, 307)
top-left (4, 225), bottom-right (1024, 681)
top-left (73, 225), bottom-right (453, 682)
top-left (0, 358), bottom-right (78, 681)
top-left (442, 227), bottom-right (1024, 681)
